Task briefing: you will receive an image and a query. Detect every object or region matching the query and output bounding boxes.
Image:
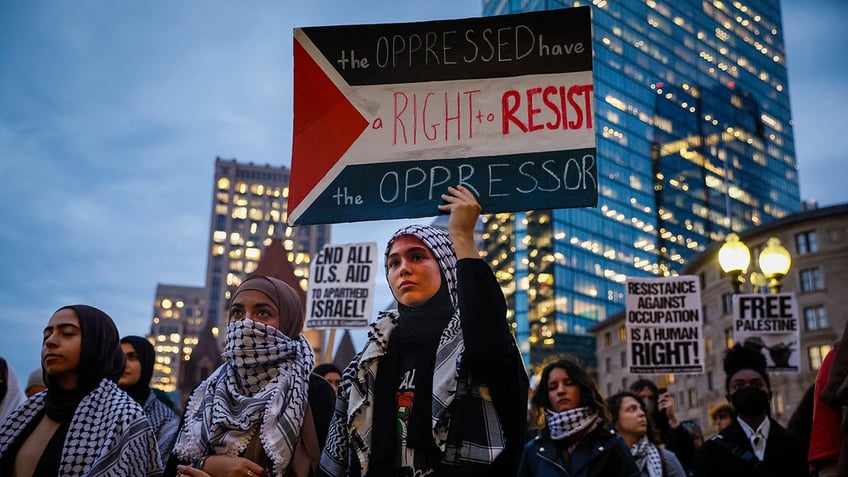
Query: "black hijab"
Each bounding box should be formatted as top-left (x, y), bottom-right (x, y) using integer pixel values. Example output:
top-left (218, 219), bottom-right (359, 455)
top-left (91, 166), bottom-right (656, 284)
top-left (370, 230), bottom-right (456, 474)
top-left (33, 305), bottom-right (126, 476)
top-left (119, 335), bottom-right (155, 406)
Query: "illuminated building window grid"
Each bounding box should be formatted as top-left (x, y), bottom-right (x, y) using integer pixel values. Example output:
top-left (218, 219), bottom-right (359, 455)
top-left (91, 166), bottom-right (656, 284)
top-left (481, 0), bottom-right (799, 369)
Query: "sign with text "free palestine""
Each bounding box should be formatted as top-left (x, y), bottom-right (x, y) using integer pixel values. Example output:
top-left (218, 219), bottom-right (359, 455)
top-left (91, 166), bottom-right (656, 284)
top-left (287, 6), bottom-right (596, 225)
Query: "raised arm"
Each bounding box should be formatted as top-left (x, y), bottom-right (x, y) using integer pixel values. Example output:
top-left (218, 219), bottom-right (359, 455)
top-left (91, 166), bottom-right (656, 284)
top-left (438, 185), bottom-right (481, 260)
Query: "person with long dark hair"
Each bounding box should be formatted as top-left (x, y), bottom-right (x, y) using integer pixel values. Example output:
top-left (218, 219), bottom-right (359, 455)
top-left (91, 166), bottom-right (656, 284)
top-left (166, 274), bottom-right (334, 477)
top-left (518, 358), bottom-right (638, 477)
top-left (318, 185), bottom-right (528, 477)
top-left (607, 391), bottom-right (686, 477)
top-left (0, 305), bottom-right (162, 476)
top-left (119, 335), bottom-right (181, 467)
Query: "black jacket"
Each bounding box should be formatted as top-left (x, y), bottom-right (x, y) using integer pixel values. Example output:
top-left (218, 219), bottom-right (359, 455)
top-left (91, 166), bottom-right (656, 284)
top-left (517, 425), bottom-right (639, 477)
top-left (694, 418), bottom-right (808, 477)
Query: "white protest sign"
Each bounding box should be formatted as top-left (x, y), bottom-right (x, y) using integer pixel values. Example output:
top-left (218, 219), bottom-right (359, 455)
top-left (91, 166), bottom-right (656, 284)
top-left (306, 242), bottom-right (377, 329)
top-left (732, 293), bottom-right (800, 373)
top-left (625, 276), bottom-right (704, 374)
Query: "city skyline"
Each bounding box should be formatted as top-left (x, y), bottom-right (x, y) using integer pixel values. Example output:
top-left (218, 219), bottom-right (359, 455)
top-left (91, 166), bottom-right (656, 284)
top-left (1, 0), bottom-right (845, 378)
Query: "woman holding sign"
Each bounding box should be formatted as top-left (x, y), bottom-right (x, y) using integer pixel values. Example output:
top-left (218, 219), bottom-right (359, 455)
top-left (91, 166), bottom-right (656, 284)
top-left (166, 274), bottom-right (334, 477)
top-left (318, 185), bottom-right (529, 477)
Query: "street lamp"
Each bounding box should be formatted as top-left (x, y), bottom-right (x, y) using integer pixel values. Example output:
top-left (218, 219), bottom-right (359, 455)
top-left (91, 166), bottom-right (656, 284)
top-left (758, 237), bottom-right (792, 293)
top-left (718, 233), bottom-right (750, 293)
top-left (718, 234), bottom-right (791, 294)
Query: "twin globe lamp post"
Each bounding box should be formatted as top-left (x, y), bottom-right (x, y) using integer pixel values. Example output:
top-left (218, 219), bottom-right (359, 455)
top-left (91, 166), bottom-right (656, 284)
top-left (717, 233), bottom-right (792, 294)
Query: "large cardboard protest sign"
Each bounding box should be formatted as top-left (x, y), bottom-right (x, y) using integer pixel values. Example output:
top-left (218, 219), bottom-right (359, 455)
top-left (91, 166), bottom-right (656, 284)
top-left (625, 276), bottom-right (704, 374)
top-left (306, 242), bottom-right (377, 329)
top-left (732, 293), bottom-right (800, 373)
top-left (288, 7), bottom-right (595, 225)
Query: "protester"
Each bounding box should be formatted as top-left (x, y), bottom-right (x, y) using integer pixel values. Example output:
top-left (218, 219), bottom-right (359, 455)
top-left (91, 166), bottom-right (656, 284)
top-left (679, 420), bottom-right (703, 450)
top-left (819, 319), bottom-right (848, 476)
top-left (630, 379), bottom-right (695, 472)
top-left (119, 335), bottom-right (181, 467)
top-left (0, 305), bottom-right (162, 476)
top-left (313, 363), bottom-right (342, 393)
top-left (518, 358), bottom-right (638, 477)
top-left (167, 274), bottom-right (334, 477)
top-left (694, 341), bottom-right (808, 477)
top-left (0, 357), bottom-right (25, 424)
top-left (787, 383), bottom-right (815, 445)
top-left (708, 403), bottom-right (736, 435)
top-left (318, 185), bottom-right (528, 477)
top-left (24, 368), bottom-right (46, 397)
top-left (810, 346), bottom-right (839, 477)
top-left (607, 391), bottom-right (686, 477)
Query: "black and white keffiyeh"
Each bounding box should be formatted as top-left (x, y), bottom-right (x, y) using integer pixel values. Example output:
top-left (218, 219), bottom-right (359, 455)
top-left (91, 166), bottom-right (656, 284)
top-left (544, 407), bottom-right (599, 441)
top-left (0, 378), bottom-right (161, 476)
top-left (319, 225), bottom-right (467, 476)
top-left (143, 392), bottom-right (180, 466)
top-left (631, 435), bottom-right (663, 477)
top-left (172, 318), bottom-right (314, 477)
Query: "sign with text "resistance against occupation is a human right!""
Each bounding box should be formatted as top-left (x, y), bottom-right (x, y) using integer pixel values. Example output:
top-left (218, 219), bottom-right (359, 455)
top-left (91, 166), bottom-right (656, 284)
top-left (625, 276), bottom-right (705, 375)
top-left (287, 6), bottom-right (596, 225)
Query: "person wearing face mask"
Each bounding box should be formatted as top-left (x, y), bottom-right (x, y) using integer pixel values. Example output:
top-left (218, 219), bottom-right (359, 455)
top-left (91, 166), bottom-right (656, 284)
top-left (165, 274), bottom-right (335, 477)
top-left (318, 186), bottom-right (529, 477)
top-left (694, 341), bottom-right (808, 477)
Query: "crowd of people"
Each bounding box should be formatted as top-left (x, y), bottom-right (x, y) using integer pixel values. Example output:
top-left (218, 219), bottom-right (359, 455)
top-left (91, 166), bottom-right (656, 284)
top-left (0, 186), bottom-right (843, 476)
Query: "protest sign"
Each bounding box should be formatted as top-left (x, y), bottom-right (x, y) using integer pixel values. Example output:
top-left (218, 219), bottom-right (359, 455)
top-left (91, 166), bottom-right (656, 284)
top-left (288, 6), bottom-right (596, 225)
top-left (732, 293), bottom-right (800, 373)
top-left (306, 242), bottom-right (377, 329)
top-left (625, 276), bottom-right (704, 374)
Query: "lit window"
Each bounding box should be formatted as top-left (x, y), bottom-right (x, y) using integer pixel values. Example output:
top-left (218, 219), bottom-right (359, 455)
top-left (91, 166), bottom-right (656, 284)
top-left (808, 344), bottom-right (833, 370)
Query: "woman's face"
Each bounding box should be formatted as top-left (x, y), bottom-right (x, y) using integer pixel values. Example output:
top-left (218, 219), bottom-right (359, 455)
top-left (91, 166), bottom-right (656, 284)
top-left (323, 371), bottom-right (342, 392)
top-left (546, 367), bottom-right (582, 413)
top-left (615, 396), bottom-right (648, 439)
top-left (229, 290), bottom-right (281, 329)
top-left (386, 236), bottom-right (442, 308)
top-left (42, 308), bottom-right (82, 390)
top-left (118, 342), bottom-right (141, 387)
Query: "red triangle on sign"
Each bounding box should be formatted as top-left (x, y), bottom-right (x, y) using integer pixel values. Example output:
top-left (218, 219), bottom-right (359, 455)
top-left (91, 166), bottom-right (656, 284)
top-left (290, 38), bottom-right (369, 219)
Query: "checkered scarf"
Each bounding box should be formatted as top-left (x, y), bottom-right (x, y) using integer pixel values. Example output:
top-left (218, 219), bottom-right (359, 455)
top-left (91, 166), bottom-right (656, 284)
top-left (319, 225), bottom-right (467, 476)
top-left (631, 435), bottom-right (663, 477)
top-left (172, 318), bottom-right (313, 476)
top-left (143, 392), bottom-right (180, 466)
top-left (0, 378), bottom-right (161, 476)
top-left (544, 407), bottom-right (599, 441)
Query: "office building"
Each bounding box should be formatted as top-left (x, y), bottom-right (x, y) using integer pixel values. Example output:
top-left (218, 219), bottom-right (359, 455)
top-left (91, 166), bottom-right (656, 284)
top-left (148, 284), bottom-right (206, 394)
top-left (591, 203), bottom-right (847, 430)
top-left (204, 158), bottom-right (331, 340)
top-left (480, 0), bottom-right (801, 369)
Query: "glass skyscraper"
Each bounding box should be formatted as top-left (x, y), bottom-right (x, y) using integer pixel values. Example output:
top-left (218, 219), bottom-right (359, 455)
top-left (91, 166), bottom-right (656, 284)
top-left (480, 0), bottom-right (801, 369)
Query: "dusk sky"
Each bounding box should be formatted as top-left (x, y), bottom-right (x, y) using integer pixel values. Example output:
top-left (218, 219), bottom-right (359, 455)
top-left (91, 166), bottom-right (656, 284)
top-left (1, 1), bottom-right (845, 379)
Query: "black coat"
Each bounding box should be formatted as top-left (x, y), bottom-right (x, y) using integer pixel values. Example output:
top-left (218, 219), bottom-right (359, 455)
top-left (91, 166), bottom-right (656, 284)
top-left (517, 425), bottom-right (639, 477)
top-left (694, 418), bottom-right (808, 477)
